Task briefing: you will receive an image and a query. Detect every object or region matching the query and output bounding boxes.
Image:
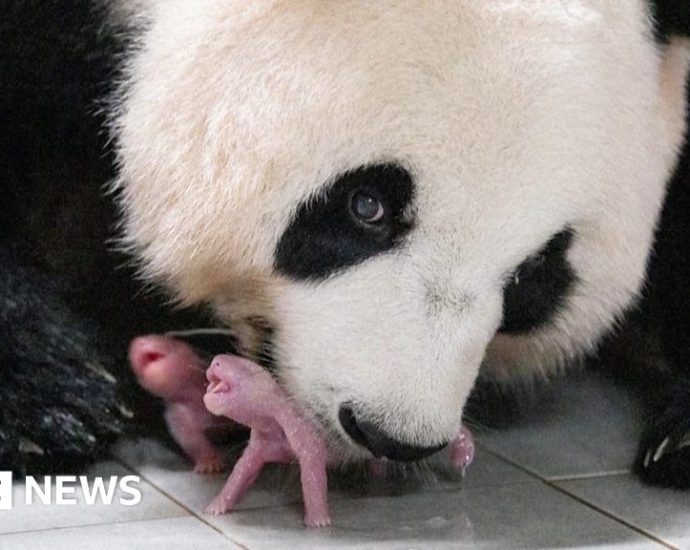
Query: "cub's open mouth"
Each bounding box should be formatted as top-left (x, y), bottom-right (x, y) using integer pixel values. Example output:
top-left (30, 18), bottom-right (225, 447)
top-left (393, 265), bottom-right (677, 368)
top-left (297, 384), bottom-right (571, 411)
top-left (206, 367), bottom-right (231, 394)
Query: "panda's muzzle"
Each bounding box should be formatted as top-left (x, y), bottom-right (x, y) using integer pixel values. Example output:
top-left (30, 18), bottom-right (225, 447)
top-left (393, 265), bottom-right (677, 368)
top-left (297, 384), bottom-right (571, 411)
top-left (338, 405), bottom-right (447, 462)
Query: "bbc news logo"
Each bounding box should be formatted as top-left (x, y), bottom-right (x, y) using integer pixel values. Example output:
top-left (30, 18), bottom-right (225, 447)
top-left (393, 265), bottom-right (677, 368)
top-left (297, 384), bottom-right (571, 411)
top-left (0, 472), bottom-right (142, 509)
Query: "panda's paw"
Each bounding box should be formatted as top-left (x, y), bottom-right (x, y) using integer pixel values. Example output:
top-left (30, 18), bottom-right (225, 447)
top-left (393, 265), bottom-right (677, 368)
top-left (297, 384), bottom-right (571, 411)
top-left (635, 430), bottom-right (690, 489)
top-left (634, 379), bottom-right (690, 489)
top-left (0, 355), bottom-right (129, 476)
top-left (0, 246), bottom-right (132, 475)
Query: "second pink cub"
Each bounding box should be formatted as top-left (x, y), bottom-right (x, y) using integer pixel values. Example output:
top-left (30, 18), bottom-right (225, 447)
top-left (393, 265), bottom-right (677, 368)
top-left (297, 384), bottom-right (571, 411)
top-left (129, 335), bottom-right (230, 473)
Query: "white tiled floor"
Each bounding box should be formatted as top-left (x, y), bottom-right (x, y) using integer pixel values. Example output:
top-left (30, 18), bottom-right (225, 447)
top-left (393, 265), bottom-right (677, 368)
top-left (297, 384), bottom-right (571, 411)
top-left (477, 374), bottom-right (644, 480)
top-left (2, 372), bottom-right (688, 549)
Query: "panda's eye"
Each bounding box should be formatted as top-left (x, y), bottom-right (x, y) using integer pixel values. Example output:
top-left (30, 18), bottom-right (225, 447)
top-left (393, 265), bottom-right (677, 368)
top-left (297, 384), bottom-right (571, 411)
top-left (275, 163), bottom-right (416, 281)
top-left (350, 191), bottom-right (384, 224)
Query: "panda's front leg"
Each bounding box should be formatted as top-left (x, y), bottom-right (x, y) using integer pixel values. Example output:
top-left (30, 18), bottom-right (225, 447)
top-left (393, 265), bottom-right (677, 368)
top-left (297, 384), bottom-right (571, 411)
top-left (634, 374), bottom-right (690, 488)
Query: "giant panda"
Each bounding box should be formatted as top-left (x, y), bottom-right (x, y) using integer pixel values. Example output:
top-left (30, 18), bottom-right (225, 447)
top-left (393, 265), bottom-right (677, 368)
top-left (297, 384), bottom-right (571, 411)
top-left (1, 1), bottom-right (689, 489)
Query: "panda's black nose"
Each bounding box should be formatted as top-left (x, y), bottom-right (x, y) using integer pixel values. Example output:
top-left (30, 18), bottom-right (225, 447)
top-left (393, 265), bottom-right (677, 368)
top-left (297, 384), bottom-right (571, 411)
top-left (338, 405), bottom-right (447, 462)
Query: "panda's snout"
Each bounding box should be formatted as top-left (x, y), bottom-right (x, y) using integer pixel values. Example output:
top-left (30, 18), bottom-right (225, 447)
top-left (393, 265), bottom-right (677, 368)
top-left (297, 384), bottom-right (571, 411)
top-left (338, 405), bottom-right (447, 462)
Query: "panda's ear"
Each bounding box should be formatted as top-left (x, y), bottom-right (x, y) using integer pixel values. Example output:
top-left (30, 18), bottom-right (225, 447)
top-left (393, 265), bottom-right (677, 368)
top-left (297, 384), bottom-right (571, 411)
top-left (651, 0), bottom-right (690, 38)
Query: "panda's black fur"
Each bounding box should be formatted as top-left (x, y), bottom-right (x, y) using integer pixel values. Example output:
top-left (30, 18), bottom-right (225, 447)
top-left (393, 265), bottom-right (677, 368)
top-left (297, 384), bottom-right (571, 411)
top-left (0, 1), bottom-right (689, 488)
top-left (630, 99), bottom-right (690, 488)
top-left (651, 1), bottom-right (690, 38)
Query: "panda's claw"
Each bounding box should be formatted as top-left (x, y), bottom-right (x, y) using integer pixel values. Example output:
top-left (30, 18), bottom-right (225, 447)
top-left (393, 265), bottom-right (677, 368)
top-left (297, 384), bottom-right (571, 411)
top-left (634, 375), bottom-right (690, 489)
top-left (642, 449), bottom-right (652, 469)
top-left (635, 428), bottom-right (690, 488)
top-left (651, 436), bottom-right (671, 463)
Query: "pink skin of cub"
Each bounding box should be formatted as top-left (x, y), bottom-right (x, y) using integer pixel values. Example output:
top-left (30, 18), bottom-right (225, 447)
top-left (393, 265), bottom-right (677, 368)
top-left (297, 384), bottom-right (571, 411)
top-left (128, 335), bottom-right (229, 474)
top-left (204, 354), bottom-right (331, 528)
top-left (450, 426), bottom-right (475, 473)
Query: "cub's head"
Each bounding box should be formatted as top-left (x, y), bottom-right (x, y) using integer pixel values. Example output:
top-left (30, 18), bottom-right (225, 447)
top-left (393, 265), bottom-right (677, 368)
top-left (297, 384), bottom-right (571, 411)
top-left (113, 0), bottom-right (689, 461)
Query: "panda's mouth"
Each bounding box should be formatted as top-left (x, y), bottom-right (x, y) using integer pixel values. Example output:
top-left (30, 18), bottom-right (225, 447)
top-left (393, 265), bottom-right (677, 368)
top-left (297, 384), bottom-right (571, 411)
top-left (234, 321), bottom-right (434, 461)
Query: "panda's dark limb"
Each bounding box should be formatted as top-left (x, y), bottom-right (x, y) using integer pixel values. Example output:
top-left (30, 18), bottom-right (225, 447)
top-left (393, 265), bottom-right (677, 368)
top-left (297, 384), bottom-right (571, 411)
top-left (0, 359), bottom-right (125, 476)
top-left (0, 244), bottom-right (129, 475)
top-left (625, 59), bottom-right (690, 488)
top-left (634, 374), bottom-right (690, 488)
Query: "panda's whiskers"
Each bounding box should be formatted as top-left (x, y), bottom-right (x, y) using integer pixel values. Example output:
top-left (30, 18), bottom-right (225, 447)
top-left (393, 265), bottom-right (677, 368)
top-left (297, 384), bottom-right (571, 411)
top-left (408, 459), bottom-right (442, 491)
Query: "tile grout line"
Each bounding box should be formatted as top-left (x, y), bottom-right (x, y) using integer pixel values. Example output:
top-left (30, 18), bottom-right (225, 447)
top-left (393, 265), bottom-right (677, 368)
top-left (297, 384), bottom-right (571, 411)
top-left (473, 444), bottom-right (547, 480)
top-left (476, 443), bottom-right (630, 484)
top-left (546, 470), bottom-right (631, 482)
top-left (476, 446), bottom-right (678, 550)
top-left (0, 515), bottom-right (197, 539)
top-left (546, 483), bottom-right (678, 550)
top-left (111, 454), bottom-right (252, 550)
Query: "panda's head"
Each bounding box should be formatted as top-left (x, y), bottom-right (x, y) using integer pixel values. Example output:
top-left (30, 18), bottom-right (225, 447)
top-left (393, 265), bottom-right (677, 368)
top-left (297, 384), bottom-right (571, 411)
top-left (114, 1), bottom-right (689, 461)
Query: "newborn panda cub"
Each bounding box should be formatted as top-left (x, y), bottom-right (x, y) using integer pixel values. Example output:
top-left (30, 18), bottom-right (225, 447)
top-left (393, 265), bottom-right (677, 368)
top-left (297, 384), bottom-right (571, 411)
top-left (205, 353), bottom-right (331, 527)
top-left (130, 335), bottom-right (475, 527)
top-left (129, 336), bottom-right (229, 473)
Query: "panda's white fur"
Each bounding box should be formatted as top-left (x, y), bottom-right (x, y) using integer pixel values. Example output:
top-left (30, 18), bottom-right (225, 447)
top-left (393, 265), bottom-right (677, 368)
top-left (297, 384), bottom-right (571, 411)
top-left (112, 1), bottom-right (690, 457)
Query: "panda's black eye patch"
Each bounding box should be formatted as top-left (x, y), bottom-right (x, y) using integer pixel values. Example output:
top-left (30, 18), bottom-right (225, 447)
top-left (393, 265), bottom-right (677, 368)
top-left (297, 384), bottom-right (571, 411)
top-left (499, 229), bottom-right (577, 334)
top-left (274, 163), bottom-right (415, 281)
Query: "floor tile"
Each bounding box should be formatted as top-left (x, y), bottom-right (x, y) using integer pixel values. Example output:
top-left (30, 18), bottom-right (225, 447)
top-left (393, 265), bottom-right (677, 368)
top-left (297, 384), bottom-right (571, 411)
top-left (114, 438), bottom-right (301, 511)
top-left (0, 517), bottom-right (240, 550)
top-left (202, 482), bottom-right (660, 549)
top-left (0, 461), bottom-right (186, 535)
top-left (326, 445), bottom-right (534, 500)
top-left (114, 438), bottom-right (533, 515)
top-left (557, 474), bottom-right (690, 549)
top-left (476, 372), bottom-right (643, 480)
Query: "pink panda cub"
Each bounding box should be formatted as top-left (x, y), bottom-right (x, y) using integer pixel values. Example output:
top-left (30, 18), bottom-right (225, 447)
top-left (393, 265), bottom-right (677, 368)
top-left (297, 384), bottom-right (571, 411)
top-left (129, 335), bottom-right (231, 473)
